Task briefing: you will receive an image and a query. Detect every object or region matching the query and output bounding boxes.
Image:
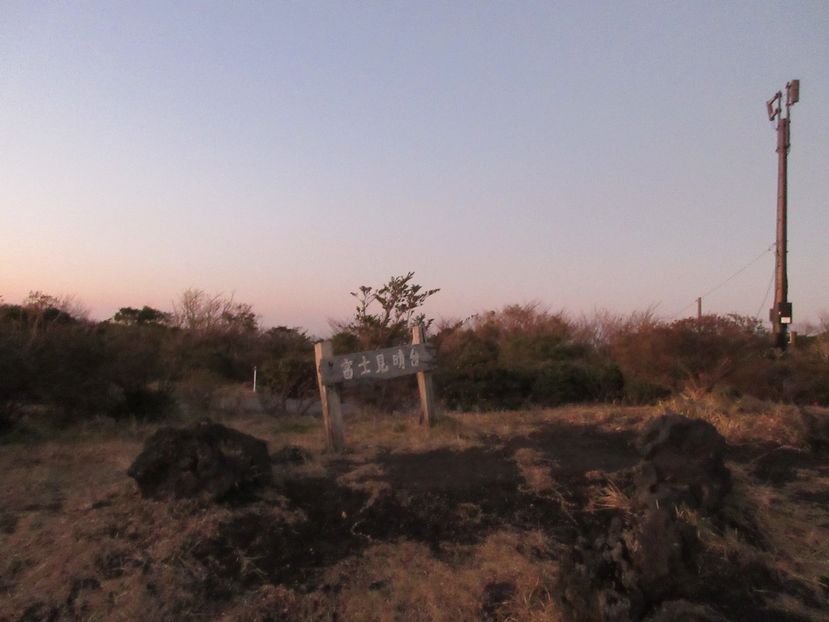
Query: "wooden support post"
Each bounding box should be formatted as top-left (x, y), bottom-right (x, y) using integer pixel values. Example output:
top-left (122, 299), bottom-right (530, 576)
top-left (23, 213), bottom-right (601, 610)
top-left (411, 324), bottom-right (436, 427)
top-left (314, 340), bottom-right (345, 451)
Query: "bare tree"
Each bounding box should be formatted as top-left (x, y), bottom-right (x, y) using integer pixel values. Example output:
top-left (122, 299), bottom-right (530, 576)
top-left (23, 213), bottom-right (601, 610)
top-left (172, 289), bottom-right (257, 334)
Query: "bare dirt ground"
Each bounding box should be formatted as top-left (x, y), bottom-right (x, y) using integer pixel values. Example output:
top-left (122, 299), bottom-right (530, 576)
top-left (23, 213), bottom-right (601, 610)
top-left (1, 400), bottom-right (828, 621)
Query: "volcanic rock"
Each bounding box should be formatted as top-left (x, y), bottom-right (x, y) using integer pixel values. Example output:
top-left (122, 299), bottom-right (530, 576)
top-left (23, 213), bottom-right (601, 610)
top-left (635, 414), bottom-right (731, 513)
top-left (128, 420), bottom-right (272, 500)
top-left (631, 507), bottom-right (701, 601)
top-left (559, 414), bottom-right (733, 621)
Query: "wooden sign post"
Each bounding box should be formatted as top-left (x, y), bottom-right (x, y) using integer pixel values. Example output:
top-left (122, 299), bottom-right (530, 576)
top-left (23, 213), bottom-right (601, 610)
top-left (314, 325), bottom-right (438, 451)
top-left (314, 341), bottom-right (346, 451)
top-left (411, 324), bottom-right (436, 426)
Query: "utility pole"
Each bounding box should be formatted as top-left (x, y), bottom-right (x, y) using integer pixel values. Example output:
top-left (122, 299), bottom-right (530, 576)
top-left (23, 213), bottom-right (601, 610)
top-left (696, 297), bottom-right (702, 320)
top-left (766, 80), bottom-right (798, 350)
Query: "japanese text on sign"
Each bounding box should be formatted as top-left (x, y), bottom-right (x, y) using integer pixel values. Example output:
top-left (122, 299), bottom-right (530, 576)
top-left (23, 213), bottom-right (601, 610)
top-left (319, 344), bottom-right (436, 385)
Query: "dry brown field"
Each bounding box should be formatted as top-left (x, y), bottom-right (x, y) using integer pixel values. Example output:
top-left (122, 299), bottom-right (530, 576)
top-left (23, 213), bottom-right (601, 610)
top-left (1, 398), bottom-right (828, 621)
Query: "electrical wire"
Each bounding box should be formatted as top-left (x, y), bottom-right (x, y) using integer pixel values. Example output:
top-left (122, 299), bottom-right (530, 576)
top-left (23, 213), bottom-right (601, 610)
top-left (755, 263), bottom-right (776, 320)
top-left (668, 242), bottom-right (776, 319)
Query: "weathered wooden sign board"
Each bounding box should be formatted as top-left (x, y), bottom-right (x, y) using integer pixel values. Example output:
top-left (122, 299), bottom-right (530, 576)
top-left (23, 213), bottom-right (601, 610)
top-left (318, 343), bottom-right (436, 384)
top-left (314, 325), bottom-right (437, 451)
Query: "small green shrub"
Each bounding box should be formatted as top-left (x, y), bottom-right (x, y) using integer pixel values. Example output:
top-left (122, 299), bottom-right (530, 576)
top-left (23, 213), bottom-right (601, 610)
top-left (532, 362), bottom-right (593, 406)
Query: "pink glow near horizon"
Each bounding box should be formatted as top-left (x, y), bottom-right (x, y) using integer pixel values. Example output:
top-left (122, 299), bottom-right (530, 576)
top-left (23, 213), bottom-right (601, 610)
top-left (2, 3), bottom-right (827, 336)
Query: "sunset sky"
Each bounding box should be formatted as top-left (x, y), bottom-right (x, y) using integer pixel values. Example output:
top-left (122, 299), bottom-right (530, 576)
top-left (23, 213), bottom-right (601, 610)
top-left (2, 2), bottom-right (827, 336)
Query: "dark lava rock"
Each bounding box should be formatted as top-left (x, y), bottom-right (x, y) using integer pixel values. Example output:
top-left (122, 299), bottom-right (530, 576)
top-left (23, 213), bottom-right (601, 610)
top-left (635, 414), bottom-right (731, 513)
top-left (128, 420), bottom-right (272, 500)
top-left (631, 508), bottom-right (701, 601)
top-left (559, 414), bottom-right (734, 622)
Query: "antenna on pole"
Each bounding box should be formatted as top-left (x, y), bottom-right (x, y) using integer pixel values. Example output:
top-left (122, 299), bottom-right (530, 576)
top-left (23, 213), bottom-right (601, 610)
top-left (766, 79), bottom-right (798, 350)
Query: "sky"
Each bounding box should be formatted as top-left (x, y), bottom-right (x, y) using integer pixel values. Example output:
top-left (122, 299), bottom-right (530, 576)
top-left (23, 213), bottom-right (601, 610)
top-left (1, 1), bottom-right (827, 336)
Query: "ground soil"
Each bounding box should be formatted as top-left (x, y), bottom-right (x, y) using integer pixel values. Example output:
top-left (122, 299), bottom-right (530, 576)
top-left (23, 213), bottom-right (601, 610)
top-left (1, 404), bottom-right (827, 621)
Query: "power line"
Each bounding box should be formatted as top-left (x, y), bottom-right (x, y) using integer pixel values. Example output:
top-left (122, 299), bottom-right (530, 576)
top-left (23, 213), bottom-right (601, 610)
top-left (668, 242), bottom-right (776, 319)
top-left (755, 263), bottom-right (776, 320)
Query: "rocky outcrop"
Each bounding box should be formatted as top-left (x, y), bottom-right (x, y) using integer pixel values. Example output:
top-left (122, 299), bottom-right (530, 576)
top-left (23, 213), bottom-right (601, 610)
top-left (635, 414), bottom-right (731, 513)
top-left (128, 420), bottom-right (272, 501)
top-left (560, 414), bottom-right (732, 622)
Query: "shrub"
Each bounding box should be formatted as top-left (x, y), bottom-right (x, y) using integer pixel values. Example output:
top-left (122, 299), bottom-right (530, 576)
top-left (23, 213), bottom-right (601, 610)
top-left (611, 314), bottom-right (768, 398)
top-left (258, 355), bottom-right (317, 412)
top-left (333, 272), bottom-right (440, 351)
top-left (176, 369), bottom-right (223, 413)
top-left (435, 367), bottom-right (534, 411)
top-left (622, 377), bottom-right (672, 404)
top-left (434, 304), bottom-right (616, 410)
top-left (111, 386), bottom-right (176, 420)
top-left (0, 328), bottom-right (30, 431)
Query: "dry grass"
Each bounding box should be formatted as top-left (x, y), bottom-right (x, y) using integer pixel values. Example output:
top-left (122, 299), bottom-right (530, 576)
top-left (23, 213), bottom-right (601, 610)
top-left (512, 447), bottom-right (576, 524)
top-left (660, 393), bottom-right (816, 448)
top-left (676, 460), bottom-right (829, 620)
top-left (0, 406), bottom-right (566, 621)
top-left (588, 478), bottom-right (635, 516)
top-left (302, 532), bottom-right (563, 622)
top-left (2, 400), bottom-right (828, 620)
top-left (211, 532), bottom-right (563, 622)
top-left (335, 463), bottom-right (390, 509)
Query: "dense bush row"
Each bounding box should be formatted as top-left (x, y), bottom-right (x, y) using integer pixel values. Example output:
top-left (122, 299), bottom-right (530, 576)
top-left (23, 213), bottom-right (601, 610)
top-left (2, 285), bottom-right (828, 431)
top-left (433, 305), bottom-right (829, 409)
top-left (431, 306), bottom-right (625, 410)
top-left (0, 291), bottom-right (316, 430)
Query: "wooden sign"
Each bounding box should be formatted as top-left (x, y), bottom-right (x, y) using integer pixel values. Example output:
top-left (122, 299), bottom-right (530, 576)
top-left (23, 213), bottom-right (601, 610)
top-left (318, 343), bottom-right (436, 384)
top-left (314, 325), bottom-right (438, 452)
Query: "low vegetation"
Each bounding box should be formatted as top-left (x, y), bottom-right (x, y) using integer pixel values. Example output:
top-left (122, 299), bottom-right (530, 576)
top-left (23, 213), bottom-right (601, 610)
top-left (2, 279), bottom-right (828, 435)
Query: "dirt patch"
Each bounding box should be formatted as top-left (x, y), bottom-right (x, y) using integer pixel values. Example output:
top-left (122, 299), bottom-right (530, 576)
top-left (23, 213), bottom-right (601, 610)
top-left (517, 422), bottom-right (639, 472)
top-left (189, 479), bottom-right (369, 597)
top-left (185, 436), bottom-right (618, 600)
top-left (377, 447), bottom-right (531, 544)
top-left (181, 418), bottom-right (642, 603)
top-left (793, 489), bottom-right (829, 505)
top-left (688, 553), bottom-right (813, 622)
top-left (480, 581), bottom-right (516, 621)
top-left (380, 447), bottom-right (518, 494)
top-left (377, 445), bottom-right (586, 547)
top-left (187, 464), bottom-right (558, 600)
top-left (752, 447), bottom-right (826, 484)
top-left (270, 445), bottom-right (312, 466)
